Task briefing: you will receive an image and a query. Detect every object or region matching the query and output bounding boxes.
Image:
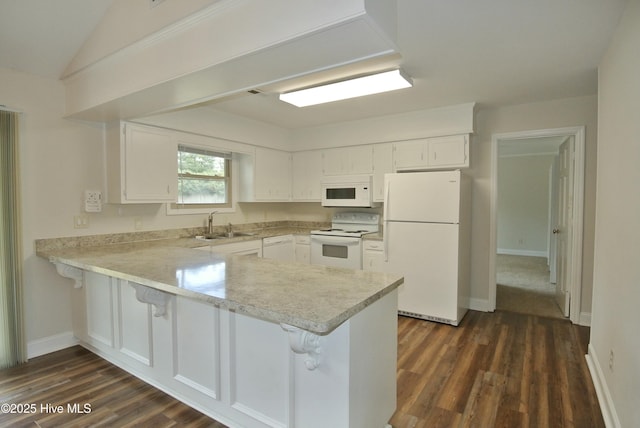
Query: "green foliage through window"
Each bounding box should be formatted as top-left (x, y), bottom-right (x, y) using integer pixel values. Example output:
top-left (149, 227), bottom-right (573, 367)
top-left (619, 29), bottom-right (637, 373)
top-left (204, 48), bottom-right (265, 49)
top-left (177, 146), bottom-right (231, 205)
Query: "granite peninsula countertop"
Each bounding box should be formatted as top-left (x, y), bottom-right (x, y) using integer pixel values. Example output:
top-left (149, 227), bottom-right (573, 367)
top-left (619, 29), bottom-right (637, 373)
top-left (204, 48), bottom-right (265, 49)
top-left (37, 228), bottom-right (402, 335)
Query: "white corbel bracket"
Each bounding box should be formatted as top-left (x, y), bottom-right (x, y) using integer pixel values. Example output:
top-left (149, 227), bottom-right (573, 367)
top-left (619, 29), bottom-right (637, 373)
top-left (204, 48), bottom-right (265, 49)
top-left (131, 283), bottom-right (169, 317)
top-left (54, 263), bottom-right (83, 288)
top-left (281, 324), bottom-right (323, 370)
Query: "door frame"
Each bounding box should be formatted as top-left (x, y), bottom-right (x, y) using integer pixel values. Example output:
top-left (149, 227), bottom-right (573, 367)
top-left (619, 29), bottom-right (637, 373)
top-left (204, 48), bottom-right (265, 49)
top-left (489, 126), bottom-right (585, 323)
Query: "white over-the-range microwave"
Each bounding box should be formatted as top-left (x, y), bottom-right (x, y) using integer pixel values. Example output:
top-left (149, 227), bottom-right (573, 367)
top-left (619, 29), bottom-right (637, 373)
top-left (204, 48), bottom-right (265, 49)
top-left (321, 174), bottom-right (376, 207)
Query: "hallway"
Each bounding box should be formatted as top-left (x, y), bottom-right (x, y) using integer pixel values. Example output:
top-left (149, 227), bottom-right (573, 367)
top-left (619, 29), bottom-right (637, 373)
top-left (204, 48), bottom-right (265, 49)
top-left (496, 254), bottom-right (564, 319)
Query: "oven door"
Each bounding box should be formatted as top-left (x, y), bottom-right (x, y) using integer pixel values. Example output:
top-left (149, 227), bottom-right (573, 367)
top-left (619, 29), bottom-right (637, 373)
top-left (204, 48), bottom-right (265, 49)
top-left (310, 235), bottom-right (363, 270)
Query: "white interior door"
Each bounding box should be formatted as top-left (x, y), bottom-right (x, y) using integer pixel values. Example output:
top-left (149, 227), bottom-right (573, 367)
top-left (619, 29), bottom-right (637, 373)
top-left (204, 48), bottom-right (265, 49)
top-left (549, 158), bottom-right (559, 284)
top-left (554, 137), bottom-right (574, 317)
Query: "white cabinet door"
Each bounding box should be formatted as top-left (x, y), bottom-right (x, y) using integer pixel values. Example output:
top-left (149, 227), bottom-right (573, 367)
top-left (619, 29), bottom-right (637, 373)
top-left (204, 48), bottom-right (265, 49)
top-left (372, 143), bottom-right (393, 202)
top-left (349, 145), bottom-right (374, 174)
top-left (107, 122), bottom-right (178, 203)
top-left (292, 151), bottom-right (322, 201)
top-left (393, 139), bottom-right (428, 171)
top-left (263, 235), bottom-right (294, 261)
top-left (427, 134), bottom-right (469, 168)
top-left (363, 240), bottom-right (385, 272)
top-left (322, 146), bottom-right (373, 176)
top-left (118, 282), bottom-right (153, 367)
top-left (84, 271), bottom-right (115, 348)
top-left (394, 135), bottom-right (470, 171)
top-left (322, 147), bottom-right (347, 176)
top-left (255, 147), bottom-right (291, 200)
top-left (173, 296), bottom-right (220, 399)
top-left (209, 239), bottom-right (263, 257)
top-left (240, 148), bottom-right (291, 202)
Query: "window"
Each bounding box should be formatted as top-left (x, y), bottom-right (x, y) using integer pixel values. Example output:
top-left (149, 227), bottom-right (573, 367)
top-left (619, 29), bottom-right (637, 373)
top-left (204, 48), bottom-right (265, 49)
top-left (176, 145), bottom-right (231, 207)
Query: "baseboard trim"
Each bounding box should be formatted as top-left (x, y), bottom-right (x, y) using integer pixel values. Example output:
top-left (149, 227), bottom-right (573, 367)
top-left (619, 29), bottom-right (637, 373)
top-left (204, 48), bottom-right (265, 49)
top-left (586, 344), bottom-right (621, 428)
top-left (579, 311), bottom-right (591, 326)
top-left (27, 332), bottom-right (78, 359)
top-left (469, 298), bottom-right (493, 312)
top-left (497, 248), bottom-right (548, 258)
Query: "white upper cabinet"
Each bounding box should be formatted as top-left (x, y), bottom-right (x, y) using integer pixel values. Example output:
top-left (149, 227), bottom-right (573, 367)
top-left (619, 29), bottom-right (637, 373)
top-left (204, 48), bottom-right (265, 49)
top-left (427, 135), bottom-right (469, 168)
top-left (106, 122), bottom-right (178, 204)
top-left (292, 150), bottom-right (323, 201)
top-left (393, 134), bottom-right (469, 171)
top-left (239, 147), bottom-right (292, 202)
top-left (393, 139), bottom-right (428, 170)
top-left (372, 143), bottom-right (393, 202)
top-left (322, 146), bottom-right (373, 176)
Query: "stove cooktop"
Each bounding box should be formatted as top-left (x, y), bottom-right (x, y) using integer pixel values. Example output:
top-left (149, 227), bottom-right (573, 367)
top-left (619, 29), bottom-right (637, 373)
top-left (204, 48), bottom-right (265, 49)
top-left (310, 212), bottom-right (380, 238)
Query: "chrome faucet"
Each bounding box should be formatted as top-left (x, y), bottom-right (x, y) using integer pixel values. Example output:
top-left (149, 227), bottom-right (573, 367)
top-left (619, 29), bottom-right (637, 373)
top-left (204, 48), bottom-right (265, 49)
top-left (226, 222), bottom-right (233, 238)
top-left (207, 211), bottom-right (217, 236)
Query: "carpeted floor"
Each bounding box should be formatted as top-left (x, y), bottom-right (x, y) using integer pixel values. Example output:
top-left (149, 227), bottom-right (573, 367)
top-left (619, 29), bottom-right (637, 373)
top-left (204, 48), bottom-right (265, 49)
top-left (496, 254), bottom-right (555, 293)
top-left (496, 254), bottom-right (565, 319)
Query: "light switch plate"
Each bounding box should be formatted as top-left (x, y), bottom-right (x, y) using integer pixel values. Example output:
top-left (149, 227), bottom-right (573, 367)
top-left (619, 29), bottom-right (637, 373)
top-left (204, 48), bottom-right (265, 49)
top-left (85, 190), bottom-right (102, 212)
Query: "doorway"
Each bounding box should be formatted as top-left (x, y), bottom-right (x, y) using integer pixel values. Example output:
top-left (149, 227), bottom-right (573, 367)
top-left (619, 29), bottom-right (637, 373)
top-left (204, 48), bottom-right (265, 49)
top-left (489, 127), bottom-right (585, 323)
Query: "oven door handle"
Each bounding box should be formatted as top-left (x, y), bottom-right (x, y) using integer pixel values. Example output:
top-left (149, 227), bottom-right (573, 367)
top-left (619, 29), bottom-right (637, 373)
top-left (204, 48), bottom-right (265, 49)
top-left (310, 235), bottom-right (361, 246)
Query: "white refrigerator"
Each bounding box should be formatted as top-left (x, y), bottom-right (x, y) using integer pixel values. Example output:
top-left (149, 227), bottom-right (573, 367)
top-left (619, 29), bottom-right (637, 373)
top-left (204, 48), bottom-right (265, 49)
top-left (382, 170), bottom-right (471, 326)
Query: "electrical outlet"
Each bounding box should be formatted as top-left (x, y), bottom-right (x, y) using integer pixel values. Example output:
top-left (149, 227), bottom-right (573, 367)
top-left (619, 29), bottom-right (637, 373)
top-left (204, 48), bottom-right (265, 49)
top-left (134, 217), bottom-right (143, 230)
top-left (74, 215), bottom-right (89, 229)
top-left (609, 349), bottom-right (615, 371)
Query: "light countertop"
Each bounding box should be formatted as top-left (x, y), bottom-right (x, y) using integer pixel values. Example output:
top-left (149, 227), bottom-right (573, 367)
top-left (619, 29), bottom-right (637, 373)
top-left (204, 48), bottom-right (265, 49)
top-left (42, 237), bottom-right (402, 335)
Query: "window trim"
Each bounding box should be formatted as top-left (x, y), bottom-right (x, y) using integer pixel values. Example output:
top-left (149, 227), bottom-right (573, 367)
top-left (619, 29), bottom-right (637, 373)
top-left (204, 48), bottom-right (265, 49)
top-left (167, 144), bottom-right (236, 215)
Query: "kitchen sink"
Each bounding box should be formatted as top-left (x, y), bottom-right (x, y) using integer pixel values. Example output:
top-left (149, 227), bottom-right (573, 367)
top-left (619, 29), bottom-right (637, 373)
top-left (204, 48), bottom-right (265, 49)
top-left (225, 232), bottom-right (256, 238)
top-left (195, 232), bottom-right (255, 241)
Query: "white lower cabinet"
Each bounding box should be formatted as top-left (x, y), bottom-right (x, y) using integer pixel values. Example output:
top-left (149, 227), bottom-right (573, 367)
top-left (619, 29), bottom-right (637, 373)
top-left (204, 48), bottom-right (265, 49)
top-left (73, 270), bottom-right (398, 428)
top-left (171, 296), bottom-right (220, 401)
top-left (196, 239), bottom-right (263, 257)
top-left (262, 235), bottom-right (294, 262)
top-left (363, 240), bottom-right (385, 272)
top-left (81, 272), bottom-right (155, 372)
top-left (118, 281), bottom-right (153, 366)
top-left (83, 271), bottom-right (115, 348)
top-left (294, 235), bottom-right (311, 264)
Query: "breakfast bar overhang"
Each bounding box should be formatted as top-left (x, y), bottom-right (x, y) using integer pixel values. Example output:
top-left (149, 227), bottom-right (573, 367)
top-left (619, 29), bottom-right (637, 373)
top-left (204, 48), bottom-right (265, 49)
top-left (41, 241), bottom-right (403, 428)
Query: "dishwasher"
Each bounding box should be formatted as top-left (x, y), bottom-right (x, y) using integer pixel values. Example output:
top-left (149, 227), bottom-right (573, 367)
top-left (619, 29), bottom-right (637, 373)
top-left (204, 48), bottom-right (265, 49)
top-left (262, 235), bottom-right (294, 262)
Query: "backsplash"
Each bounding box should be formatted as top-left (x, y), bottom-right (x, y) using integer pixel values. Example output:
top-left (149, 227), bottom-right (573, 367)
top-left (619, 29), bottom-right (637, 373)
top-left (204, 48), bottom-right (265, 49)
top-left (34, 220), bottom-right (330, 255)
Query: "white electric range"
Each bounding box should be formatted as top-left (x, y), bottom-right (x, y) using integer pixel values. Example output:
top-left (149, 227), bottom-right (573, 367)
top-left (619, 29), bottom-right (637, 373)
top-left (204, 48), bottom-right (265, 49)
top-left (310, 212), bottom-right (380, 269)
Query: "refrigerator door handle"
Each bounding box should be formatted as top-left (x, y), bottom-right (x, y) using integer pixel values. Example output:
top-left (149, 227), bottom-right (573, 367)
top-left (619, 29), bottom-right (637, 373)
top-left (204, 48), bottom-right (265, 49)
top-left (383, 179), bottom-right (390, 261)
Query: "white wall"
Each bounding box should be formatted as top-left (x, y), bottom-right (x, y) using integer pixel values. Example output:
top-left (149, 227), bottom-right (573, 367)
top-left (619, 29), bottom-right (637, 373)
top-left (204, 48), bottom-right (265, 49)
top-left (6, 61), bottom-right (600, 356)
top-left (1, 67), bottom-right (104, 354)
top-left (1, 67), bottom-right (322, 355)
top-left (497, 154), bottom-right (555, 256)
top-left (589, 0), bottom-right (640, 426)
top-left (291, 96), bottom-right (598, 314)
top-left (472, 95), bottom-right (598, 314)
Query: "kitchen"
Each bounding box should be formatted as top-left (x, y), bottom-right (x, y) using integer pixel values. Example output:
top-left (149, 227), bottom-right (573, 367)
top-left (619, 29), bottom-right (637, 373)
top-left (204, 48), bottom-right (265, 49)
top-left (1, 0), bottom-right (638, 427)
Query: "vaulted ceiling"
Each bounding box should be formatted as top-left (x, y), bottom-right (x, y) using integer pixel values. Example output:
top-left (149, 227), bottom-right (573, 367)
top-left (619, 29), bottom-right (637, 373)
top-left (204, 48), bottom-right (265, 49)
top-left (0, 0), bottom-right (629, 129)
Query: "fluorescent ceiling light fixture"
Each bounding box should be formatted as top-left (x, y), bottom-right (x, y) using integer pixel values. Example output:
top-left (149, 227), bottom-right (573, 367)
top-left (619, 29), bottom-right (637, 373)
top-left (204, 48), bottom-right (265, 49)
top-left (279, 69), bottom-right (413, 107)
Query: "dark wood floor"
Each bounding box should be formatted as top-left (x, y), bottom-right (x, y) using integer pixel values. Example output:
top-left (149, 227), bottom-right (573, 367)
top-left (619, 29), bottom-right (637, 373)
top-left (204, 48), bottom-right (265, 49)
top-left (390, 311), bottom-right (604, 427)
top-left (0, 310), bottom-right (603, 427)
